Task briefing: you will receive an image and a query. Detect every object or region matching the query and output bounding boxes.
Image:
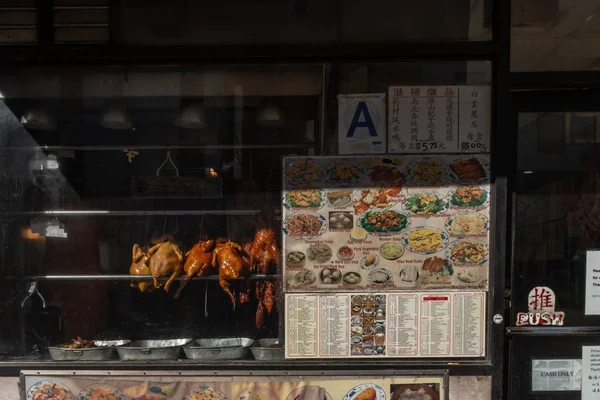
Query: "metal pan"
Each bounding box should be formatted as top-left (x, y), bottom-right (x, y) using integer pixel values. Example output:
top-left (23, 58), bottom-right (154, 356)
top-left (183, 338), bottom-right (254, 360)
top-left (250, 338), bottom-right (285, 361)
top-left (48, 340), bottom-right (131, 361)
top-left (116, 339), bottom-right (191, 361)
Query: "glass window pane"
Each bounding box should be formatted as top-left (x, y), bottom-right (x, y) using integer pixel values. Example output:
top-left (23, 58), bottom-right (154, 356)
top-left (0, 61), bottom-right (490, 361)
top-left (514, 111), bottom-right (600, 326)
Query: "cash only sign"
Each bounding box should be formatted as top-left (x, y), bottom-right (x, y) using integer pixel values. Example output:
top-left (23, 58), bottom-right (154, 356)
top-left (516, 286), bottom-right (565, 326)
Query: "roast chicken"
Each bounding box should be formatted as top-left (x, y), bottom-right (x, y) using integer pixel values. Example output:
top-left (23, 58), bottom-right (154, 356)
top-left (148, 236), bottom-right (184, 292)
top-left (249, 229), bottom-right (280, 328)
top-left (174, 239), bottom-right (215, 299)
top-left (212, 240), bottom-right (250, 306)
top-left (130, 243), bottom-right (152, 293)
top-left (249, 228), bottom-right (280, 274)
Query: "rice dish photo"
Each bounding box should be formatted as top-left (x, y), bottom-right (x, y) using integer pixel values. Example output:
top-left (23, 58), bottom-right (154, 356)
top-left (447, 213), bottom-right (487, 236)
top-left (406, 159), bottom-right (446, 186)
top-left (285, 159), bottom-right (321, 186)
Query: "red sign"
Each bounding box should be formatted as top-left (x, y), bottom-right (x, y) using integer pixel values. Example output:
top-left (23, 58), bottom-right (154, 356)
top-left (516, 286), bottom-right (565, 326)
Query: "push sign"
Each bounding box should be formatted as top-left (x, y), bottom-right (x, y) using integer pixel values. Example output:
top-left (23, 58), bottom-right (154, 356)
top-left (516, 286), bottom-right (565, 326)
top-left (338, 93), bottom-right (386, 154)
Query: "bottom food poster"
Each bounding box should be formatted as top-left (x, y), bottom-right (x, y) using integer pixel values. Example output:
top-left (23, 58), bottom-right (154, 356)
top-left (21, 373), bottom-right (445, 400)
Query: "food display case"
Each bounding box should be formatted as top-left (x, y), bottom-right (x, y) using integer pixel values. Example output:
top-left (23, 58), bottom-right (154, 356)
top-left (0, 1), bottom-right (510, 399)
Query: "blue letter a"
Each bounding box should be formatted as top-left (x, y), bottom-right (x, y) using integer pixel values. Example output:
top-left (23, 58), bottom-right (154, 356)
top-left (346, 101), bottom-right (377, 137)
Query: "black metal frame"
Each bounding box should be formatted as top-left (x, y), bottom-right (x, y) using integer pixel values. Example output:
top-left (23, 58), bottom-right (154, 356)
top-left (507, 86), bottom-right (600, 399)
top-left (0, 1), bottom-right (513, 399)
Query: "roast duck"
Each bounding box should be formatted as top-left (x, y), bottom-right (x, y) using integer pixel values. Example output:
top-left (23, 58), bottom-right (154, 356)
top-left (249, 229), bottom-right (280, 329)
top-left (212, 239), bottom-right (250, 307)
top-left (174, 239), bottom-right (215, 299)
top-left (128, 229), bottom-right (281, 329)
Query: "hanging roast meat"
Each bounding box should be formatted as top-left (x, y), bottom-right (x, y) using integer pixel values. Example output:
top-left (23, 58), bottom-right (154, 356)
top-left (175, 239), bottom-right (215, 298)
top-left (130, 244), bottom-right (152, 293)
top-left (148, 236), bottom-right (184, 292)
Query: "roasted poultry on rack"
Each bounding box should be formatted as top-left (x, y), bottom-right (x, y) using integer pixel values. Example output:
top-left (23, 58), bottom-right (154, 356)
top-left (174, 239), bottom-right (215, 298)
top-left (148, 236), bottom-right (184, 292)
top-left (250, 229), bottom-right (280, 328)
top-left (130, 243), bottom-right (152, 293)
top-left (249, 228), bottom-right (280, 274)
top-left (212, 240), bottom-right (250, 306)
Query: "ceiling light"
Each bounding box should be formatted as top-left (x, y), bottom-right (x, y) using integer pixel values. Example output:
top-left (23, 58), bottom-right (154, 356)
top-left (100, 107), bottom-right (134, 130)
top-left (174, 106), bottom-right (206, 129)
top-left (524, 170), bottom-right (534, 174)
top-left (20, 109), bottom-right (56, 131)
top-left (257, 105), bottom-right (284, 128)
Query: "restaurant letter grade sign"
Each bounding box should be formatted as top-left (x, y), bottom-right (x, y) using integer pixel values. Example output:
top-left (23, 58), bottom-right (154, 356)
top-left (516, 286), bottom-right (565, 326)
top-left (388, 85), bottom-right (490, 154)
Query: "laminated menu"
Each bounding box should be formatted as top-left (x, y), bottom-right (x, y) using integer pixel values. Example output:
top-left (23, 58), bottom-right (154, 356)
top-left (282, 155), bottom-right (491, 293)
top-left (285, 291), bottom-right (485, 358)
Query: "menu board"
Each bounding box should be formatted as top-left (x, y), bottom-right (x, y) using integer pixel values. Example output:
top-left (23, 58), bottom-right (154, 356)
top-left (388, 85), bottom-right (490, 154)
top-left (282, 155), bottom-right (490, 292)
top-left (285, 291), bottom-right (485, 359)
top-left (22, 373), bottom-right (446, 400)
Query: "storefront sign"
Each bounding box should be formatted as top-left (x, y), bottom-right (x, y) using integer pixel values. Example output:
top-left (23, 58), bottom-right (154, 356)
top-left (516, 286), bottom-right (565, 326)
top-left (532, 359), bottom-right (582, 392)
top-left (285, 291), bottom-right (485, 359)
top-left (22, 372), bottom-right (446, 400)
top-left (585, 250), bottom-right (600, 315)
top-left (388, 86), bottom-right (490, 154)
top-left (282, 155), bottom-right (491, 293)
top-left (338, 93), bottom-right (386, 154)
top-left (582, 346), bottom-right (600, 399)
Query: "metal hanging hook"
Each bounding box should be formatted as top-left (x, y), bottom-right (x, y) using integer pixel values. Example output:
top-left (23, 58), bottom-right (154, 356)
top-left (20, 281), bottom-right (46, 309)
top-left (204, 281), bottom-right (209, 318)
top-left (156, 150), bottom-right (179, 177)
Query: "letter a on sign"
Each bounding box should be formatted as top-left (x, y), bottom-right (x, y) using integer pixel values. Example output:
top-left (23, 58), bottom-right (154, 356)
top-left (346, 102), bottom-right (377, 137)
top-left (338, 93), bottom-right (386, 154)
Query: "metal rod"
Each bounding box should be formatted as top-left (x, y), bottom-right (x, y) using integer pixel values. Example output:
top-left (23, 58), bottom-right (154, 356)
top-left (3, 144), bottom-right (314, 151)
top-left (21, 274), bottom-right (278, 281)
top-left (2, 210), bottom-right (261, 216)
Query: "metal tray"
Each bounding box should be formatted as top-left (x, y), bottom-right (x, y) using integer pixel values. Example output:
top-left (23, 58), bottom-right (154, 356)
top-left (183, 338), bottom-right (254, 360)
top-left (48, 340), bottom-right (131, 361)
top-left (116, 339), bottom-right (191, 361)
top-left (250, 338), bottom-right (285, 361)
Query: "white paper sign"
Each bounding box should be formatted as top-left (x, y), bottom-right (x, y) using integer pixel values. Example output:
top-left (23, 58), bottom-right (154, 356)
top-left (586, 251), bottom-right (600, 315)
top-left (532, 359), bottom-right (582, 392)
top-left (338, 93), bottom-right (386, 154)
top-left (582, 346), bottom-right (600, 399)
top-left (388, 85), bottom-right (490, 153)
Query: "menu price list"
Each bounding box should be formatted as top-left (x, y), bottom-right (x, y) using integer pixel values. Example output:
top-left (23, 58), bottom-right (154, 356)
top-left (285, 291), bottom-right (485, 359)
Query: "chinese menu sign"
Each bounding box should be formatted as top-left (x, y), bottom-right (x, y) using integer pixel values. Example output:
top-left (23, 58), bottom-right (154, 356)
top-left (282, 155), bottom-right (491, 293)
top-left (285, 291), bottom-right (485, 359)
top-left (22, 373), bottom-right (446, 400)
top-left (388, 86), bottom-right (491, 154)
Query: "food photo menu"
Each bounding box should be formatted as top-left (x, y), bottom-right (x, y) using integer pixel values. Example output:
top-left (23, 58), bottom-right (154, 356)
top-left (285, 292), bottom-right (485, 359)
top-left (282, 155), bottom-right (491, 293)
